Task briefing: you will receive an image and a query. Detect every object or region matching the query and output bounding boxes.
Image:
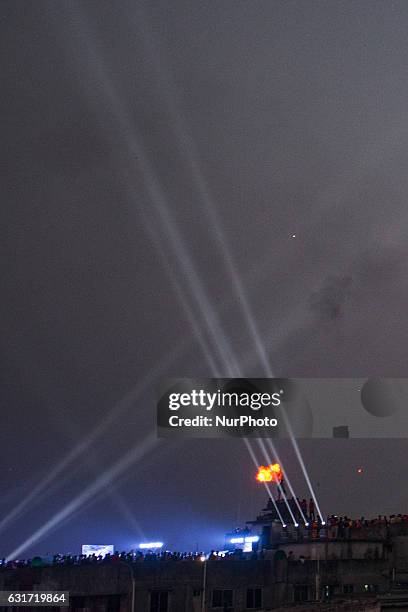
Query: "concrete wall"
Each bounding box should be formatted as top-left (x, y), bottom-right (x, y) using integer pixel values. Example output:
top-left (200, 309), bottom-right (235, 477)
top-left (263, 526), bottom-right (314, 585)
top-left (280, 540), bottom-right (385, 561)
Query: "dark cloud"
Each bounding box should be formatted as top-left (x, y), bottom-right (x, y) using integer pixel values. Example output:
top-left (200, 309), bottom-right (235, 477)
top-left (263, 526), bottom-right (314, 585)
top-left (310, 275), bottom-right (353, 322)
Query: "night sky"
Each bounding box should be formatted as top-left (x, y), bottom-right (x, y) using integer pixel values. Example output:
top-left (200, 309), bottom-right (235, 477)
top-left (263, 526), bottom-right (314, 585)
top-left (2, 1), bottom-right (408, 557)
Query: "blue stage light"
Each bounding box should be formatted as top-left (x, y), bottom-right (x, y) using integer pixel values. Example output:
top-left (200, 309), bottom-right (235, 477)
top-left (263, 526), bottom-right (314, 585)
top-left (139, 542), bottom-right (163, 549)
top-left (244, 535), bottom-right (259, 543)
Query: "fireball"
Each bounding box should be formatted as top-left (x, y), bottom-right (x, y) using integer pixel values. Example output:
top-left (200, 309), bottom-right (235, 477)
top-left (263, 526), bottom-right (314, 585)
top-left (256, 463), bottom-right (283, 484)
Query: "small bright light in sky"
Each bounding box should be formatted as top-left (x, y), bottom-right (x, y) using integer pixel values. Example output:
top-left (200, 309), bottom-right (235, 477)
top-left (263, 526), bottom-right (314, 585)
top-left (357, 467), bottom-right (364, 474)
top-left (291, 234), bottom-right (296, 238)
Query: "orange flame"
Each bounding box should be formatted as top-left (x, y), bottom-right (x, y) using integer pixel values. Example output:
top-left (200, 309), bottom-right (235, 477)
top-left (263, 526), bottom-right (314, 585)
top-left (256, 463), bottom-right (283, 484)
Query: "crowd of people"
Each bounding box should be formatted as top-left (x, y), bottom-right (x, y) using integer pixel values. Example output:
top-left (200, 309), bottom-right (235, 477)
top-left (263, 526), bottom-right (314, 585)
top-left (325, 513), bottom-right (408, 538)
top-left (265, 496), bottom-right (408, 535)
top-left (0, 550), bottom-right (242, 570)
top-left (1, 512), bottom-right (408, 569)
